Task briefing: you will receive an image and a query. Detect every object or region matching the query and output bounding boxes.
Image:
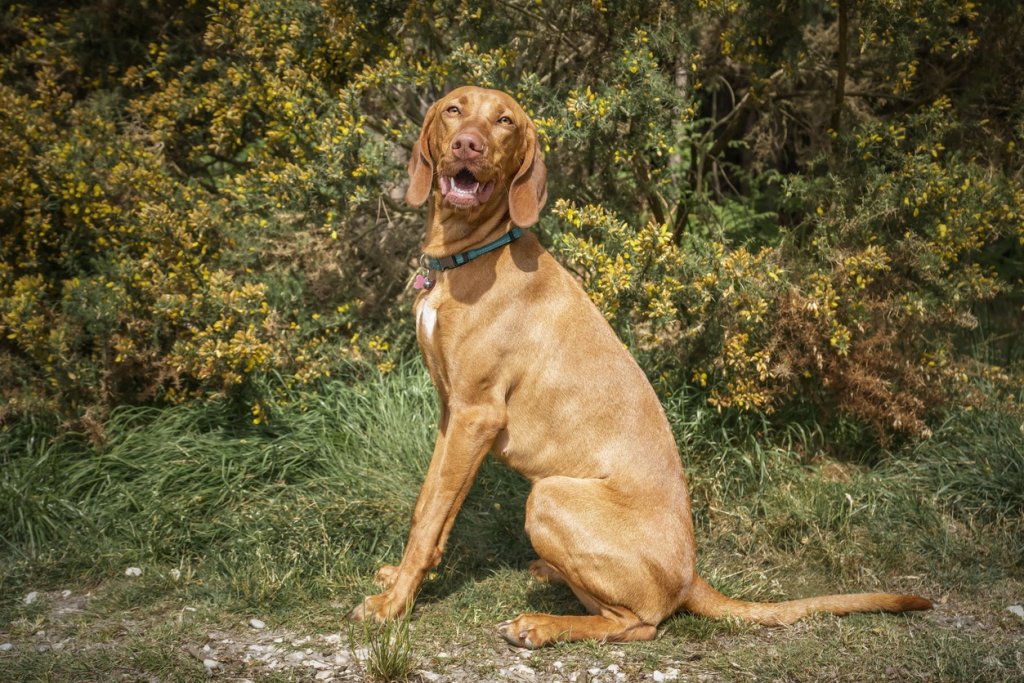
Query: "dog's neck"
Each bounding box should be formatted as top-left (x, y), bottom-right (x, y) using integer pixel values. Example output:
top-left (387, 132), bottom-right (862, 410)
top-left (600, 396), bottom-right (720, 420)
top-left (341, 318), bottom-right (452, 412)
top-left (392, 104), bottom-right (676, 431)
top-left (421, 193), bottom-right (514, 257)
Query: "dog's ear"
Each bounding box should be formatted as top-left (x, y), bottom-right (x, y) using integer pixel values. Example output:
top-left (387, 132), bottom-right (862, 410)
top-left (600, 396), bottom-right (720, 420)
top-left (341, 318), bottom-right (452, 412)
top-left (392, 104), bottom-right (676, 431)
top-left (406, 101), bottom-right (439, 207)
top-left (508, 123), bottom-right (548, 228)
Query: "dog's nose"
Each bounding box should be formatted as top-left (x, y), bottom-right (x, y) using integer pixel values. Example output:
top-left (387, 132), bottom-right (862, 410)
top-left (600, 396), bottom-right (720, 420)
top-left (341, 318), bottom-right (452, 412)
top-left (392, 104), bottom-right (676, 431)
top-left (452, 132), bottom-right (486, 160)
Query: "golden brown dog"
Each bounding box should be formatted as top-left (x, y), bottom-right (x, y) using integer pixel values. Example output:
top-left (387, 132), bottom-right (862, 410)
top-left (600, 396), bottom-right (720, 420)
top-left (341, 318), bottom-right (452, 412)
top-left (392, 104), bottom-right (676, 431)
top-left (349, 85), bottom-right (932, 647)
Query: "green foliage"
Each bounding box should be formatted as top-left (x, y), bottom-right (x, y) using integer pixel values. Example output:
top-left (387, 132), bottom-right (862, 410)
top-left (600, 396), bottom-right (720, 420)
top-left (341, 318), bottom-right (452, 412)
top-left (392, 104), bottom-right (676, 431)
top-left (0, 1), bottom-right (400, 431)
top-left (1, 0), bottom-right (1022, 445)
top-left (2, 362), bottom-right (1020, 613)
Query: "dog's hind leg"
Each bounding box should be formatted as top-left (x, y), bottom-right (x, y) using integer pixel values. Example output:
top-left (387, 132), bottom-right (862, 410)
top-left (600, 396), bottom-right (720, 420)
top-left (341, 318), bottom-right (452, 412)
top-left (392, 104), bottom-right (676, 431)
top-left (498, 607), bottom-right (655, 649)
top-left (498, 475), bottom-right (691, 647)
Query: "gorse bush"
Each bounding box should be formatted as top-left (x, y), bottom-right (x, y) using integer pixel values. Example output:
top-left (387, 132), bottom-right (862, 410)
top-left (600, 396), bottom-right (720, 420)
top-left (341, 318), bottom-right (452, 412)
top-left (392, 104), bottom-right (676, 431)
top-left (0, 0), bottom-right (400, 433)
top-left (1, 0), bottom-right (1021, 443)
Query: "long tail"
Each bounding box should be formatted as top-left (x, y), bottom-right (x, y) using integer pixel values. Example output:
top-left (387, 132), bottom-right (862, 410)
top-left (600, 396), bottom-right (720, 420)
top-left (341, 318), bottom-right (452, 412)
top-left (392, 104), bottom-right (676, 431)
top-left (681, 575), bottom-right (933, 625)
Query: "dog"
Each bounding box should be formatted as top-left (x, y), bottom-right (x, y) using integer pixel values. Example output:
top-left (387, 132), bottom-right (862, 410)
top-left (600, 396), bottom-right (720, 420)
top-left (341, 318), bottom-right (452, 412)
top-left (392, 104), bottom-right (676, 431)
top-left (348, 85), bottom-right (932, 648)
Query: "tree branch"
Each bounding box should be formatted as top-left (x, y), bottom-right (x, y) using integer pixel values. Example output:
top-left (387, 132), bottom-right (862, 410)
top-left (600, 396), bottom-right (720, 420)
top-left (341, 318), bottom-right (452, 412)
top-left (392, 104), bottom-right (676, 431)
top-left (830, 0), bottom-right (849, 132)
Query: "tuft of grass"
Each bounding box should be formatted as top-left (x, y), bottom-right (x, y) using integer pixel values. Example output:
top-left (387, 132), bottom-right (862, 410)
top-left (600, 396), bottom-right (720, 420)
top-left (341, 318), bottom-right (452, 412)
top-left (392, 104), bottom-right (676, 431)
top-left (350, 608), bottom-right (415, 682)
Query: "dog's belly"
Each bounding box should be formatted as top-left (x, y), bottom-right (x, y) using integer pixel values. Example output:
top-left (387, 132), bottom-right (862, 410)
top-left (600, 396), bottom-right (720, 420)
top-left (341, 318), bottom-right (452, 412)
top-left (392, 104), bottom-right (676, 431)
top-left (489, 426), bottom-right (565, 481)
top-left (490, 409), bottom-right (681, 486)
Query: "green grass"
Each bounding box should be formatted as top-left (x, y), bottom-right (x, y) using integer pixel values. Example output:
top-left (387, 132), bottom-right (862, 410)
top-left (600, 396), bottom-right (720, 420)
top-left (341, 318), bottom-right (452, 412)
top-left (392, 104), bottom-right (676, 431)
top-left (351, 608), bottom-right (415, 682)
top-left (1, 359), bottom-right (1022, 680)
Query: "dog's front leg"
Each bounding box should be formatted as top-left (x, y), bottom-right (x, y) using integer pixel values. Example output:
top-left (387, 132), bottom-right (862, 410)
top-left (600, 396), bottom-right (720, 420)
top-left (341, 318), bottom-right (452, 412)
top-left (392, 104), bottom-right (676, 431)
top-left (349, 403), bottom-right (503, 622)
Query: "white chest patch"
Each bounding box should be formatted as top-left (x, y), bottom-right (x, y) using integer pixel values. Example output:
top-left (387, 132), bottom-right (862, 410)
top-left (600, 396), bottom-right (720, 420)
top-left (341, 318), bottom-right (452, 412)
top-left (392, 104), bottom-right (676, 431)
top-left (416, 295), bottom-right (438, 343)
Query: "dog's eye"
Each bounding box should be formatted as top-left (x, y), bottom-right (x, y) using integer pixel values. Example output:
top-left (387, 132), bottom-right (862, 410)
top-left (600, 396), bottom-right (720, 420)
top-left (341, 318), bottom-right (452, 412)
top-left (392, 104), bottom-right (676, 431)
top-left (445, 105), bottom-right (461, 115)
top-left (497, 115), bottom-right (513, 125)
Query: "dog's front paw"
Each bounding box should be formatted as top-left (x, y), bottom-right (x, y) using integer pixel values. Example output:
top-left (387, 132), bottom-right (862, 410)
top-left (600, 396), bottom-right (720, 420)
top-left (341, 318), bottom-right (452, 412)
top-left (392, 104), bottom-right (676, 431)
top-left (347, 591), bottom-right (410, 623)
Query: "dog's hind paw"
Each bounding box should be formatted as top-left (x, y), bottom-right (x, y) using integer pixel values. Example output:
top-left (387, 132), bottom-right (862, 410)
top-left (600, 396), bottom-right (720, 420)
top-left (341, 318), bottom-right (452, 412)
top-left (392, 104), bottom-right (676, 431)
top-left (497, 617), bottom-right (538, 649)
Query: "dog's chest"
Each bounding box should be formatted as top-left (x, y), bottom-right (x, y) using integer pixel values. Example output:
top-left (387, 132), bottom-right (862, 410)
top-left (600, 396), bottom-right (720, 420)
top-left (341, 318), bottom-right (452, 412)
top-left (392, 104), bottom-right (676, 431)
top-left (414, 289), bottom-right (454, 402)
top-left (415, 292), bottom-right (439, 344)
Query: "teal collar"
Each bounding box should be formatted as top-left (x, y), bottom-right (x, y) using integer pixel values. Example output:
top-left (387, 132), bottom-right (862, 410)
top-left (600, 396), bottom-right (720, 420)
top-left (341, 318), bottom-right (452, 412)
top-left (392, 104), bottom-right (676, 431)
top-left (420, 227), bottom-right (524, 272)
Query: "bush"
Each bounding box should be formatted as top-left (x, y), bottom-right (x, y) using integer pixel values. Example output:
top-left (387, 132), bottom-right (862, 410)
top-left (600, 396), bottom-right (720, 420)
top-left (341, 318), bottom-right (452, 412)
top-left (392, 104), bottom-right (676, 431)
top-left (1, 0), bottom-right (1021, 445)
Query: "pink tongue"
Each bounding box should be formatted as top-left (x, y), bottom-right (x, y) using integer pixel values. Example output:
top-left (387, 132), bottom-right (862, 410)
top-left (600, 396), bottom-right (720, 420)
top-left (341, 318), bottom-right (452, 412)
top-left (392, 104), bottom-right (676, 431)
top-left (473, 181), bottom-right (495, 203)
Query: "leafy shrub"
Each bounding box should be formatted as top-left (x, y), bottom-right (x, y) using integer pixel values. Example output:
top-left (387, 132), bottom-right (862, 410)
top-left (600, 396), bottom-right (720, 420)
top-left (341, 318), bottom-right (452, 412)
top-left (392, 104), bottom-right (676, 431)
top-left (1, 0), bottom-right (1021, 446)
top-left (0, 1), bottom-right (401, 433)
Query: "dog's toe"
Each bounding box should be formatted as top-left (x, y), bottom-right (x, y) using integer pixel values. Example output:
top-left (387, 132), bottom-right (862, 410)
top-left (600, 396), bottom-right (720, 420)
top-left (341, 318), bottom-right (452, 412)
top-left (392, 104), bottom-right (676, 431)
top-left (374, 565), bottom-right (400, 589)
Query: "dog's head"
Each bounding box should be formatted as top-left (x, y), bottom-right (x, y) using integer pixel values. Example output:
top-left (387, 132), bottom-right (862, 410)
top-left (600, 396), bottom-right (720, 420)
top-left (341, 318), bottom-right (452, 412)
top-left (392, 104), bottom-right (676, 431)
top-left (406, 86), bottom-right (548, 228)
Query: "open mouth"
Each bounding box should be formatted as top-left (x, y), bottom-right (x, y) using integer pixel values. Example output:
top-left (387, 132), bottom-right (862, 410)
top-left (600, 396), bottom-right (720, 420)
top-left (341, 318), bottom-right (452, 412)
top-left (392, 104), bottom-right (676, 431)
top-left (439, 168), bottom-right (496, 208)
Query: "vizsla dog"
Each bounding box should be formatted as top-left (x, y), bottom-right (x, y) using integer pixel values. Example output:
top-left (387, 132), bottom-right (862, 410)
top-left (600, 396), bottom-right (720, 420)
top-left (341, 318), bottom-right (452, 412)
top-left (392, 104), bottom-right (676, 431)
top-left (349, 86), bottom-right (932, 647)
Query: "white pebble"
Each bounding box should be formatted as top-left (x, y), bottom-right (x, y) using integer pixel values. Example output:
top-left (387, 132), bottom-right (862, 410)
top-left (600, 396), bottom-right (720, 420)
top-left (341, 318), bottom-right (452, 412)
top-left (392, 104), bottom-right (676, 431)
top-left (315, 671), bottom-right (334, 681)
top-left (552, 660), bottom-right (564, 670)
top-left (202, 658), bottom-right (220, 670)
top-left (607, 663), bottom-right (620, 673)
top-left (24, 591), bottom-right (39, 605)
top-left (124, 567), bottom-right (142, 577)
top-left (0, 643), bottom-right (12, 651)
top-left (61, 590), bottom-right (72, 599)
top-left (322, 633), bottom-right (342, 644)
top-left (1008, 605), bottom-right (1024, 619)
top-left (248, 618), bottom-right (266, 630)
top-left (653, 672), bottom-right (666, 683)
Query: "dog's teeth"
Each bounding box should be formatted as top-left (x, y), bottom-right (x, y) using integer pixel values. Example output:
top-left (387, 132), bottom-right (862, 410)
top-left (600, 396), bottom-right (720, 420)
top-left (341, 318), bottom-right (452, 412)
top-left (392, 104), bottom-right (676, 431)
top-left (470, 182), bottom-right (479, 193)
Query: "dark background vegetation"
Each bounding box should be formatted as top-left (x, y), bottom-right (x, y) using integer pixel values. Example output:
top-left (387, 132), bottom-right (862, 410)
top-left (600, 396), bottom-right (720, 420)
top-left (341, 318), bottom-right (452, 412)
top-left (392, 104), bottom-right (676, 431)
top-left (2, 0), bottom-right (1021, 441)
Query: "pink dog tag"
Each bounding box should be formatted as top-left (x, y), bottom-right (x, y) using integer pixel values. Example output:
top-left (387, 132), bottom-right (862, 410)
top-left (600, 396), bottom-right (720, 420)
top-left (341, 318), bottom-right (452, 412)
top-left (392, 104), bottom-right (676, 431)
top-left (414, 274), bottom-right (434, 290)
